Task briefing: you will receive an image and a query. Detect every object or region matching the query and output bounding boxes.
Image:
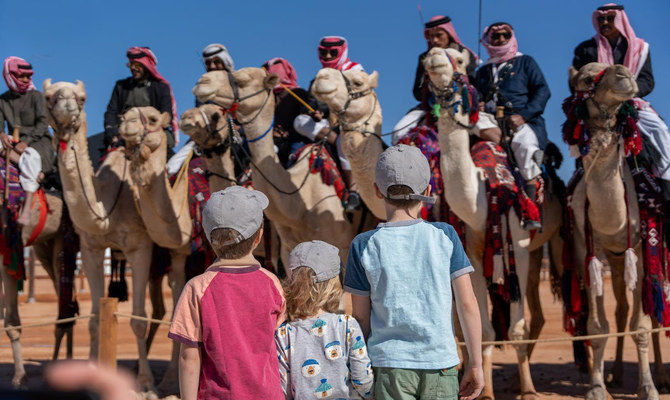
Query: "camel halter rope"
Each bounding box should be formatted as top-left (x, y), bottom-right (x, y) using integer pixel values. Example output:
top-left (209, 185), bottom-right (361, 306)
top-left (209, 70), bottom-right (328, 196)
top-left (128, 107), bottom-right (190, 226)
top-left (331, 71), bottom-right (383, 145)
top-left (48, 88), bottom-right (125, 221)
top-left (426, 50), bottom-right (476, 130)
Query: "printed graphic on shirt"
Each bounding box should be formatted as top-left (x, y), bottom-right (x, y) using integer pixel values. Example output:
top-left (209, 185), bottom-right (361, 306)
top-left (366, 361), bottom-right (373, 376)
top-left (325, 341), bottom-right (342, 360)
top-left (351, 336), bottom-right (367, 357)
top-left (311, 318), bottom-right (327, 336)
top-left (278, 323), bottom-right (292, 338)
top-left (302, 359), bottom-right (321, 377)
top-left (314, 378), bottom-right (334, 398)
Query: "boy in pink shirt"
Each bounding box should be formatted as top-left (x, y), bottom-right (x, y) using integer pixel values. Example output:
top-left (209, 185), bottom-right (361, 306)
top-left (169, 186), bottom-right (286, 400)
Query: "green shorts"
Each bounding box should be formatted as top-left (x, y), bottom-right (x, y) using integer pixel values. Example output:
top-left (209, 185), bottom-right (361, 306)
top-left (374, 366), bottom-right (459, 400)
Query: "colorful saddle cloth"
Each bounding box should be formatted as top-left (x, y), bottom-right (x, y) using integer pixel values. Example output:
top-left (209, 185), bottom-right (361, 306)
top-left (0, 157), bottom-right (25, 283)
top-left (293, 143), bottom-right (348, 204)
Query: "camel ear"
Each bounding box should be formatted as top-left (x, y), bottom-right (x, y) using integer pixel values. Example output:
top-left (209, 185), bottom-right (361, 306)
top-left (368, 71), bottom-right (379, 89)
top-left (43, 78), bottom-right (52, 93)
top-left (264, 73), bottom-right (280, 90)
top-left (160, 112), bottom-right (171, 129)
top-left (568, 66), bottom-right (579, 90)
top-left (75, 80), bottom-right (86, 102)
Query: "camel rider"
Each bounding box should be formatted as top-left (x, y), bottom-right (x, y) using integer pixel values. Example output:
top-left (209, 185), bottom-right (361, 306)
top-left (0, 57), bottom-right (55, 226)
top-left (313, 36), bottom-right (365, 211)
top-left (317, 36), bottom-right (364, 72)
top-left (104, 46), bottom-right (178, 157)
top-left (572, 4), bottom-right (670, 201)
top-left (475, 22), bottom-right (551, 230)
top-left (202, 43), bottom-right (234, 73)
top-left (168, 43), bottom-right (238, 178)
top-left (393, 15), bottom-right (478, 144)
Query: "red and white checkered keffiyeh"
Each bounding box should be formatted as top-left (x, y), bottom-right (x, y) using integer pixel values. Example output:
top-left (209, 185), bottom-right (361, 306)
top-left (592, 4), bottom-right (646, 76)
top-left (3, 56), bottom-right (36, 94)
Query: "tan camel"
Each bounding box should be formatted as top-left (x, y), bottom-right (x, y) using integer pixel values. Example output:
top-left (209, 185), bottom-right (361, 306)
top-left (422, 46), bottom-right (570, 399)
top-left (311, 68), bottom-right (386, 219)
top-left (567, 63), bottom-right (658, 400)
top-left (1, 181), bottom-right (63, 387)
top-left (192, 69), bottom-right (355, 263)
top-left (43, 80), bottom-right (173, 392)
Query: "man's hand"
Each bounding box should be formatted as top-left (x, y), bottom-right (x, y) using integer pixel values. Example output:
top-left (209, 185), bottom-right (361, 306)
top-left (14, 142), bottom-right (27, 154)
top-left (311, 110), bottom-right (323, 122)
top-left (0, 132), bottom-right (12, 149)
top-left (459, 363), bottom-right (485, 400)
top-left (507, 114), bottom-right (526, 131)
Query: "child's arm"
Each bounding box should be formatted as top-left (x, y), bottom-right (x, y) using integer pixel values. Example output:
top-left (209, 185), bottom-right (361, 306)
top-left (179, 344), bottom-right (201, 400)
top-left (452, 274), bottom-right (484, 400)
top-left (275, 330), bottom-right (293, 399)
top-left (347, 318), bottom-right (374, 399)
top-left (351, 294), bottom-right (371, 340)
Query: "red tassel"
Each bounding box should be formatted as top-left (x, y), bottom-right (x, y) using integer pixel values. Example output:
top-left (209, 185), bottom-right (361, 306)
top-left (59, 140), bottom-right (67, 153)
top-left (573, 121), bottom-right (583, 141)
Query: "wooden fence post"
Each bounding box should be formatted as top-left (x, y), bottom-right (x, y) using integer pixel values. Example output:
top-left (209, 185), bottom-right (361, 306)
top-left (99, 297), bottom-right (118, 371)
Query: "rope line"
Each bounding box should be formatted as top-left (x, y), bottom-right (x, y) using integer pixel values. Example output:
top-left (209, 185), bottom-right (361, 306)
top-left (113, 312), bottom-right (171, 326)
top-left (0, 314), bottom-right (94, 332)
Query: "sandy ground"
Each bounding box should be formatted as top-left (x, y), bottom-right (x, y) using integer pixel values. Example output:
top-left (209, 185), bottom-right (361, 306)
top-left (1, 268), bottom-right (669, 399)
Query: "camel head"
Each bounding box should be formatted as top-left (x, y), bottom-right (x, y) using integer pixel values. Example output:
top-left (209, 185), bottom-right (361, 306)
top-left (569, 62), bottom-right (637, 106)
top-left (180, 104), bottom-right (230, 150)
top-left (42, 79), bottom-right (86, 141)
top-left (311, 68), bottom-right (379, 123)
top-left (193, 68), bottom-right (279, 124)
top-left (569, 63), bottom-right (638, 153)
top-left (118, 106), bottom-right (170, 161)
top-left (422, 47), bottom-right (469, 89)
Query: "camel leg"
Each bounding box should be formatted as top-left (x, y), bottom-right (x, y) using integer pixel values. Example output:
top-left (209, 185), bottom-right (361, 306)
top-left (585, 286), bottom-right (611, 400)
top-left (145, 275), bottom-right (165, 354)
top-left (156, 251), bottom-right (187, 396)
top-left (468, 252), bottom-right (496, 400)
top-left (526, 246), bottom-right (544, 359)
top-left (1, 261), bottom-right (26, 388)
top-left (651, 320), bottom-right (670, 393)
top-left (605, 260), bottom-right (628, 388)
top-left (508, 228), bottom-right (537, 400)
top-left (26, 247), bottom-right (35, 303)
top-left (79, 239), bottom-right (106, 359)
top-left (127, 246), bottom-right (155, 392)
top-left (628, 256), bottom-right (659, 400)
top-left (66, 326), bottom-right (74, 359)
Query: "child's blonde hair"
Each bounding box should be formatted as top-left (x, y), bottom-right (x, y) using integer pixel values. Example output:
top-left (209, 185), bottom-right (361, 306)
top-left (283, 267), bottom-right (342, 321)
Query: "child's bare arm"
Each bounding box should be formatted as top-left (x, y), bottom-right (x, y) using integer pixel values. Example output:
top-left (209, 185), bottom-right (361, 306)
top-left (351, 294), bottom-right (371, 340)
top-left (452, 274), bottom-right (484, 400)
top-left (179, 344), bottom-right (201, 400)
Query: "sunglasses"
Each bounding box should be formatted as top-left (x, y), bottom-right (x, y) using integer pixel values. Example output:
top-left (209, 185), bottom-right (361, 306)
top-left (597, 15), bottom-right (616, 23)
top-left (319, 49), bottom-right (339, 58)
top-left (491, 32), bottom-right (511, 40)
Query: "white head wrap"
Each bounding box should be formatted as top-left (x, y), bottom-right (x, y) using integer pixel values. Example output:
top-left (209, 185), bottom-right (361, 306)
top-left (202, 43), bottom-right (234, 71)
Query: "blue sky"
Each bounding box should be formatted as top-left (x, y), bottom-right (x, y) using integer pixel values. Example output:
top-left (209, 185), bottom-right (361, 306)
top-left (1, 0), bottom-right (668, 181)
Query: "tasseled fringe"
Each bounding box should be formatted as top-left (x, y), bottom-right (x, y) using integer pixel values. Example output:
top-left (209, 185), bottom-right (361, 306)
top-left (664, 280), bottom-right (670, 304)
top-left (588, 256), bottom-right (604, 297)
top-left (492, 254), bottom-right (505, 285)
top-left (624, 248), bottom-right (638, 292)
top-left (508, 273), bottom-right (521, 303)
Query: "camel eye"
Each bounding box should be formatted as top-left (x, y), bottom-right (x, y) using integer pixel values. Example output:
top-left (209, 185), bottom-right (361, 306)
top-left (211, 113), bottom-right (220, 123)
top-left (584, 77), bottom-right (594, 85)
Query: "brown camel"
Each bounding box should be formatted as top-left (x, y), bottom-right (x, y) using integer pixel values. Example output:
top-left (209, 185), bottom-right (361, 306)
top-left (566, 63), bottom-right (659, 400)
top-left (44, 79), bottom-right (169, 392)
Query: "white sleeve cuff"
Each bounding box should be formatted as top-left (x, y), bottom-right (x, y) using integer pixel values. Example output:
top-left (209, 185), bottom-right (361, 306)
top-left (293, 114), bottom-right (329, 141)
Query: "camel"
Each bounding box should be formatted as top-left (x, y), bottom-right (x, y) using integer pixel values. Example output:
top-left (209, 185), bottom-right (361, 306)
top-left (310, 68), bottom-right (386, 219)
top-left (1, 179), bottom-right (64, 387)
top-left (43, 79), bottom-right (173, 392)
top-left (565, 62), bottom-right (659, 400)
top-left (422, 46), bottom-right (571, 399)
top-left (192, 69), bottom-right (355, 264)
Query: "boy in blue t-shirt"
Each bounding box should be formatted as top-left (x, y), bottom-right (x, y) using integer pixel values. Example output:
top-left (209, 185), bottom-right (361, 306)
top-left (344, 144), bottom-right (484, 400)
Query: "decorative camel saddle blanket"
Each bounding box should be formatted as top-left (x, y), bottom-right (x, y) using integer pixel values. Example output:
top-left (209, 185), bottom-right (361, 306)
top-left (0, 157), bottom-right (25, 282)
top-left (293, 143), bottom-right (348, 204)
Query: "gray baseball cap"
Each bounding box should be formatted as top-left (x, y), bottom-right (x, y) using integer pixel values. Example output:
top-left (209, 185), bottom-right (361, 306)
top-left (201, 186), bottom-right (269, 243)
top-left (375, 144), bottom-right (435, 204)
top-left (288, 240), bottom-right (341, 283)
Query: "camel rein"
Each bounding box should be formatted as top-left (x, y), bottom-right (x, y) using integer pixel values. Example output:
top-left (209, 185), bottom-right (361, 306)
top-left (49, 91), bottom-right (125, 221)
